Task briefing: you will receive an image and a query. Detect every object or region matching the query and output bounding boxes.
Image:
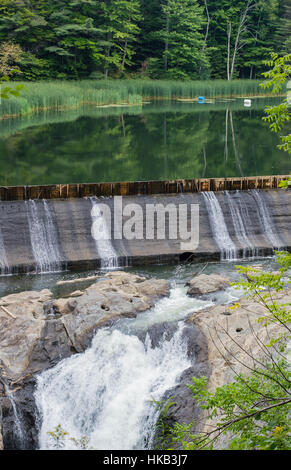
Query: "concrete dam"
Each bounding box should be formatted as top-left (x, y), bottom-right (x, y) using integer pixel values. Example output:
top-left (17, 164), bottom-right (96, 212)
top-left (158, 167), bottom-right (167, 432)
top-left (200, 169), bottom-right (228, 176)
top-left (0, 185), bottom-right (290, 275)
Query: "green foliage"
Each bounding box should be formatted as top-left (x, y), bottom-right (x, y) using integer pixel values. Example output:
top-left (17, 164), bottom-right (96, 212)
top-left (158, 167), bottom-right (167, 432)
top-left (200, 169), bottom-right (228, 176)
top-left (261, 53), bottom-right (291, 153)
top-left (48, 424), bottom-right (91, 450)
top-left (0, 0), bottom-right (287, 80)
top-left (0, 83), bottom-right (25, 100)
top-left (47, 424), bottom-right (69, 449)
top-left (152, 397), bottom-right (177, 450)
top-left (153, 0), bottom-right (208, 80)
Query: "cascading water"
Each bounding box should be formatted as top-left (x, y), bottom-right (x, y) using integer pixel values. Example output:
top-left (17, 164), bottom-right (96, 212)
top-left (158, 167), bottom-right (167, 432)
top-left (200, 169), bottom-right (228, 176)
top-left (26, 199), bottom-right (62, 273)
top-left (34, 282), bottom-right (240, 451)
top-left (202, 191), bottom-right (237, 260)
top-left (251, 190), bottom-right (284, 250)
top-left (225, 191), bottom-right (255, 257)
top-left (35, 323), bottom-right (191, 450)
top-left (0, 227), bottom-right (9, 275)
top-left (90, 197), bottom-right (119, 269)
top-left (236, 192), bottom-right (260, 256)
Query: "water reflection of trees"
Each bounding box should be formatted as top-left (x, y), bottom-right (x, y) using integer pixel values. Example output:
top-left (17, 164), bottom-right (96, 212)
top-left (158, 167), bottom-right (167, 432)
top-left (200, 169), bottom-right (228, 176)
top-left (0, 108), bottom-right (288, 186)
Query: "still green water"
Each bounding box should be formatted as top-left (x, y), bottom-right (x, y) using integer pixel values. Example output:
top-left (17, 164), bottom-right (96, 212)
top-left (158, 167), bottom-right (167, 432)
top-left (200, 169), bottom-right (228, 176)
top-left (0, 98), bottom-right (289, 186)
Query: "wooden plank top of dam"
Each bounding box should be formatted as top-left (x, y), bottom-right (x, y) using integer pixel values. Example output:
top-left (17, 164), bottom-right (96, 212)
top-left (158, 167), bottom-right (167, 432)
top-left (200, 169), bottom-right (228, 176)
top-left (0, 175), bottom-right (289, 201)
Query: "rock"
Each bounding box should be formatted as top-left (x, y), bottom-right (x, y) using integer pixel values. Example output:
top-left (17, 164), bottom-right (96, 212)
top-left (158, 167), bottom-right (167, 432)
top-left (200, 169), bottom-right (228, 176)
top-left (187, 288), bottom-right (291, 449)
top-left (186, 273), bottom-right (230, 296)
top-left (56, 275), bottom-right (99, 286)
top-left (188, 290), bottom-right (290, 391)
top-left (0, 376), bottom-right (39, 450)
top-left (0, 273), bottom-right (170, 381)
top-left (0, 419), bottom-right (3, 451)
top-left (0, 290), bottom-right (52, 378)
top-left (153, 324), bottom-right (210, 450)
top-left (59, 274), bottom-right (170, 352)
top-left (66, 290), bottom-right (84, 298)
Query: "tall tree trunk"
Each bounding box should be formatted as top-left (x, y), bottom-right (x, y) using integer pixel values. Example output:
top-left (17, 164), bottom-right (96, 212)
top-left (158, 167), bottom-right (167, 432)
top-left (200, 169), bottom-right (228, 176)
top-left (199, 0), bottom-right (210, 76)
top-left (230, 0), bottom-right (255, 80)
top-left (203, 0), bottom-right (210, 50)
top-left (104, 36), bottom-right (111, 79)
top-left (119, 38), bottom-right (128, 77)
top-left (227, 22), bottom-right (231, 81)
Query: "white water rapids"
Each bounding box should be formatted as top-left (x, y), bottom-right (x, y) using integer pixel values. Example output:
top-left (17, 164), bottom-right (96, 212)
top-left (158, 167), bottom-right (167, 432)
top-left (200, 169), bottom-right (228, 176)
top-left (35, 283), bottom-right (240, 450)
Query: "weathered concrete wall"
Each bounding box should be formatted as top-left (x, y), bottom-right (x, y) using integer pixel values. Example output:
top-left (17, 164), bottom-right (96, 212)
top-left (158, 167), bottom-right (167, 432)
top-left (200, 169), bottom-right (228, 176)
top-left (0, 189), bottom-right (290, 273)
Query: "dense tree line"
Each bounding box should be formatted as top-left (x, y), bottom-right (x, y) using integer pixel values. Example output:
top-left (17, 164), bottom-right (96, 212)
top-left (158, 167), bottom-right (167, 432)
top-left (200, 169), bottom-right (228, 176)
top-left (0, 0), bottom-right (290, 81)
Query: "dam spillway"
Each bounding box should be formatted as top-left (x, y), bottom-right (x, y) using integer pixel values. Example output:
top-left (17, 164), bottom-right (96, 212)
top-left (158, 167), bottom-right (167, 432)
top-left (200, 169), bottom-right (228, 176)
top-left (0, 188), bottom-right (290, 275)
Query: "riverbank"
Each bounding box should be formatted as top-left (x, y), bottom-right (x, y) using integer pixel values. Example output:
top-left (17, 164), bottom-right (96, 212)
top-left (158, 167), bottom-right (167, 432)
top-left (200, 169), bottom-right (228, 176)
top-left (0, 79), bottom-right (277, 119)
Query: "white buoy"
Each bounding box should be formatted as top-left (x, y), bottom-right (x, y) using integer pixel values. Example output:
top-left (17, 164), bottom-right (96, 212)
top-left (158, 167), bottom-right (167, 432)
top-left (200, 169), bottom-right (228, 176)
top-left (244, 99), bottom-right (252, 107)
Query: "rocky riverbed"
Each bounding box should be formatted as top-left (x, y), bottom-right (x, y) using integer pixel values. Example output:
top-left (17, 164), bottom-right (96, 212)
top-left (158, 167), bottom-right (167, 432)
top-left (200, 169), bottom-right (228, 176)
top-left (0, 268), bottom-right (288, 450)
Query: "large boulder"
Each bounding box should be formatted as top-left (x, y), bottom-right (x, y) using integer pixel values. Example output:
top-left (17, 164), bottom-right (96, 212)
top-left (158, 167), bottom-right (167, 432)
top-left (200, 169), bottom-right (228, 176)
top-left (0, 272), bottom-right (170, 382)
top-left (0, 289), bottom-right (52, 379)
top-left (187, 288), bottom-right (291, 449)
top-left (187, 289), bottom-right (290, 391)
top-left (186, 273), bottom-right (230, 296)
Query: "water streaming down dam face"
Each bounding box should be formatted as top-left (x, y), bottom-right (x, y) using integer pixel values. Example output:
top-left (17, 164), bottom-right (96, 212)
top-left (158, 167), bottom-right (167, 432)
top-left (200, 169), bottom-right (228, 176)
top-left (202, 191), bottom-right (237, 260)
top-left (90, 197), bottom-right (119, 269)
top-left (0, 189), bottom-right (288, 275)
top-left (202, 190), bottom-right (286, 260)
top-left (225, 191), bottom-right (256, 258)
top-left (0, 227), bottom-right (9, 275)
top-left (250, 189), bottom-right (285, 250)
top-left (26, 200), bottom-right (62, 273)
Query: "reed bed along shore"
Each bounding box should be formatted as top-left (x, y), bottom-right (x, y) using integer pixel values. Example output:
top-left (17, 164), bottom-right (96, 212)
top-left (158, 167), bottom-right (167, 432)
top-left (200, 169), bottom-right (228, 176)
top-left (0, 79), bottom-right (275, 119)
top-left (0, 96), bottom-right (280, 140)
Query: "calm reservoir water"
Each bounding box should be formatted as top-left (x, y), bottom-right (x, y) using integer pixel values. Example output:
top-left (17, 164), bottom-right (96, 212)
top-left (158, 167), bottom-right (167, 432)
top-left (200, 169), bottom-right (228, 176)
top-left (0, 98), bottom-right (289, 186)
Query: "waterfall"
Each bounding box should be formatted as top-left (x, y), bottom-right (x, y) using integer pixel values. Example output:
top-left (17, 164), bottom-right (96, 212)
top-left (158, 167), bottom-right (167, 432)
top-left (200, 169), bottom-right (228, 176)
top-left (251, 190), bottom-right (284, 250)
top-left (26, 200), bottom-right (62, 273)
top-left (202, 191), bottom-right (237, 260)
top-left (236, 192), bottom-right (260, 256)
top-left (225, 191), bottom-right (255, 258)
top-left (35, 322), bottom-right (191, 450)
top-left (90, 197), bottom-right (119, 269)
top-left (0, 227), bottom-right (9, 275)
top-left (34, 282), bottom-right (241, 451)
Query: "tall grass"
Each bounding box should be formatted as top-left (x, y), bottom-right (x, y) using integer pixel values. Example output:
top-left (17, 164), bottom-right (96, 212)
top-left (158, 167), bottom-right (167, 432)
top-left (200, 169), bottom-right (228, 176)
top-left (0, 79), bottom-right (274, 118)
top-left (0, 97), bottom-right (280, 140)
top-left (91, 78), bottom-right (269, 99)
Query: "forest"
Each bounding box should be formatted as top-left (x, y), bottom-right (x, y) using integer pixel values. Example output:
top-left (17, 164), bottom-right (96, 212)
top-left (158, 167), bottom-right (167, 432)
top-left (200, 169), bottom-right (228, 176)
top-left (0, 0), bottom-right (290, 82)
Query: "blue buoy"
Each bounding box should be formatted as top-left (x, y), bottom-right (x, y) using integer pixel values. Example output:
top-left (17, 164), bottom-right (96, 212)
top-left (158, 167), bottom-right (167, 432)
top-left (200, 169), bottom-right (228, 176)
top-left (198, 96), bottom-right (205, 104)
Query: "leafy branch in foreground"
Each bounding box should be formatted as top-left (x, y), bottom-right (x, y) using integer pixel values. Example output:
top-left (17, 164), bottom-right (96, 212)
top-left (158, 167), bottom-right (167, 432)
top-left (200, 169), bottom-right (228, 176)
top-left (0, 84), bottom-right (25, 100)
top-left (152, 397), bottom-right (178, 450)
top-left (260, 53), bottom-right (291, 155)
top-left (165, 253), bottom-right (291, 450)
